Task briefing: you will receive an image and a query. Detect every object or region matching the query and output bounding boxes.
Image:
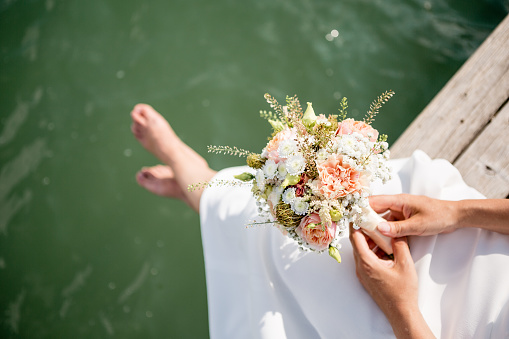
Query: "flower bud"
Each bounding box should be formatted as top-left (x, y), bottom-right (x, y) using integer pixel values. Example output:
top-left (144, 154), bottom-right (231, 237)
top-left (281, 174), bottom-right (301, 188)
top-left (328, 246), bottom-right (342, 263)
top-left (234, 172), bottom-right (255, 182)
top-left (268, 119), bottom-right (285, 133)
top-left (302, 102), bottom-right (317, 128)
top-left (246, 153), bottom-right (266, 169)
top-left (329, 209), bottom-right (342, 222)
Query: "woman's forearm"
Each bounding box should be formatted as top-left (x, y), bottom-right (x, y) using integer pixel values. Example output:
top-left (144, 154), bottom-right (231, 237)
top-left (453, 199), bottom-right (509, 235)
top-left (387, 304), bottom-right (435, 339)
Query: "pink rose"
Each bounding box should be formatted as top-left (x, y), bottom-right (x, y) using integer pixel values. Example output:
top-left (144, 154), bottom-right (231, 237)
top-left (296, 213), bottom-right (336, 251)
top-left (335, 118), bottom-right (379, 142)
top-left (317, 154), bottom-right (362, 199)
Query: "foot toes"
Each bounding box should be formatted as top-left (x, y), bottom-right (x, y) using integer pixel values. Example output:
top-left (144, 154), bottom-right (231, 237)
top-left (149, 164), bottom-right (175, 177)
top-left (131, 104), bottom-right (158, 122)
top-left (136, 165), bottom-right (182, 199)
top-left (131, 103), bottom-right (159, 127)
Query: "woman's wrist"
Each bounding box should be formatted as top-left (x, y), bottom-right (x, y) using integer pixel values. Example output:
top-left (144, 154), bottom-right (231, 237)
top-left (436, 199), bottom-right (462, 233)
top-left (451, 199), bottom-right (509, 234)
top-left (388, 302), bottom-right (435, 339)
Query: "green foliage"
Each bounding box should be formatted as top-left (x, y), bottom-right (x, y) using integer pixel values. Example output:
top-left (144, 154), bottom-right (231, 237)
top-left (378, 134), bottom-right (388, 143)
top-left (187, 178), bottom-right (249, 192)
top-left (259, 110), bottom-right (278, 121)
top-left (364, 90), bottom-right (395, 125)
top-left (285, 95), bottom-right (304, 119)
top-left (207, 145), bottom-right (254, 157)
top-left (338, 97), bottom-right (349, 121)
top-left (264, 93), bottom-right (285, 121)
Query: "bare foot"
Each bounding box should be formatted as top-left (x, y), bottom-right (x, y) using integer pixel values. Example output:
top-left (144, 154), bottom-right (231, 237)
top-left (131, 104), bottom-right (178, 163)
top-left (131, 103), bottom-right (208, 167)
top-left (136, 164), bottom-right (183, 196)
top-left (131, 104), bottom-right (217, 212)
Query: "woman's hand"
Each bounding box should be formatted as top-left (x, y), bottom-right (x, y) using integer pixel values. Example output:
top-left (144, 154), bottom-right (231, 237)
top-left (369, 194), bottom-right (458, 238)
top-left (350, 227), bottom-right (435, 338)
top-left (370, 194), bottom-right (509, 238)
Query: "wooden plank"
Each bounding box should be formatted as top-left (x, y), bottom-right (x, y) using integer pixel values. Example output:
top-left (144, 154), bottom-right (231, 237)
top-left (390, 14), bottom-right (509, 162)
top-left (453, 100), bottom-right (509, 198)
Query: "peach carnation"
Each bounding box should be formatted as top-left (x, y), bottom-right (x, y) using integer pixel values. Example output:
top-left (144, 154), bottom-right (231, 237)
top-left (335, 118), bottom-right (379, 142)
top-left (317, 154), bottom-right (362, 199)
top-left (295, 213), bottom-right (336, 251)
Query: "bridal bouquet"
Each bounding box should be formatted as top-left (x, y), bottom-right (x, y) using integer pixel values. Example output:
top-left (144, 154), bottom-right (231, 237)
top-left (194, 92), bottom-right (394, 263)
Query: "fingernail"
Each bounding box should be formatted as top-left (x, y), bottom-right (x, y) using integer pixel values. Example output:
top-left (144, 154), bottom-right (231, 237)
top-left (378, 222), bottom-right (390, 233)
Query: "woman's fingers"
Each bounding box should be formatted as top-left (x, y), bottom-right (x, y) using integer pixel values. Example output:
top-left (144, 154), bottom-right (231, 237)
top-left (369, 194), bottom-right (407, 214)
top-left (350, 226), bottom-right (379, 264)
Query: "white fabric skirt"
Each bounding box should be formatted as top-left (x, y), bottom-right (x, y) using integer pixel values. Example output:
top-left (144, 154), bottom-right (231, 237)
top-left (199, 150), bottom-right (509, 339)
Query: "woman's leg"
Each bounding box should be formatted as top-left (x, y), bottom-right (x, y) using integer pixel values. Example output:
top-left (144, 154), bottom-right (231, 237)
top-left (131, 104), bottom-right (216, 212)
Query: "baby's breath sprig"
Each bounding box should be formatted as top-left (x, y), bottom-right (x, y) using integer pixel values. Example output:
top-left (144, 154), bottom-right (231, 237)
top-left (338, 97), bottom-right (349, 121)
top-left (364, 90), bottom-right (395, 125)
top-left (207, 145), bottom-right (254, 157)
top-left (359, 134), bottom-right (389, 166)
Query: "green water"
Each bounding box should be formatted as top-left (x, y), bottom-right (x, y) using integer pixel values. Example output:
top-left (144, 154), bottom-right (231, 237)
top-left (0, 0), bottom-right (506, 337)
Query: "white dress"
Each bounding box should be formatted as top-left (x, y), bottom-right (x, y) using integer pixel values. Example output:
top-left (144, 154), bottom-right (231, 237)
top-left (199, 150), bottom-right (509, 339)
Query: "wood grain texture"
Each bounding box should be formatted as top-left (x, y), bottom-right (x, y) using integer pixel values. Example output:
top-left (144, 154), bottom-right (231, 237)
top-left (454, 100), bottom-right (509, 198)
top-left (390, 14), bottom-right (509, 198)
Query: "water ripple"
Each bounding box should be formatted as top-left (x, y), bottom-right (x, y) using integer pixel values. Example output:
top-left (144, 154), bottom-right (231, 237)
top-left (0, 138), bottom-right (49, 235)
top-left (59, 265), bottom-right (93, 318)
top-left (117, 261), bottom-right (150, 304)
top-left (4, 290), bottom-right (26, 334)
top-left (0, 87), bottom-right (42, 146)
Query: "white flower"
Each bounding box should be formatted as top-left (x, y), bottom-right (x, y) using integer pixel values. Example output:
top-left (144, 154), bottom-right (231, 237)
top-left (261, 147), bottom-right (268, 159)
top-left (262, 159), bottom-right (278, 179)
top-left (277, 162), bottom-right (288, 180)
top-left (316, 148), bottom-right (329, 162)
top-left (269, 186), bottom-right (283, 208)
top-left (316, 118), bottom-right (331, 127)
top-left (307, 179), bottom-right (322, 197)
top-left (255, 169), bottom-right (265, 192)
top-left (285, 153), bottom-right (306, 175)
top-left (383, 149), bottom-right (391, 159)
top-left (341, 135), bottom-right (356, 149)
top-left (282, 187), bottom-right (296, 204)
top-left (352, 205), bottom-right (362, 214)
top-left (291, 197), bottom-right (309, 215)
top-left (278, 139), bottom-right (298, 158)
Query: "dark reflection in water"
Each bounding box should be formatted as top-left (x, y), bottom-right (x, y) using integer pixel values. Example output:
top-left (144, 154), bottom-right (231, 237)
top-left (0, 0), bottom-right (507, 337)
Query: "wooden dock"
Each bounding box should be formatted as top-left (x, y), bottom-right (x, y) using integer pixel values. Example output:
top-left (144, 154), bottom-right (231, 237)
top-left (390, 14), bottom-right (509, 199)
